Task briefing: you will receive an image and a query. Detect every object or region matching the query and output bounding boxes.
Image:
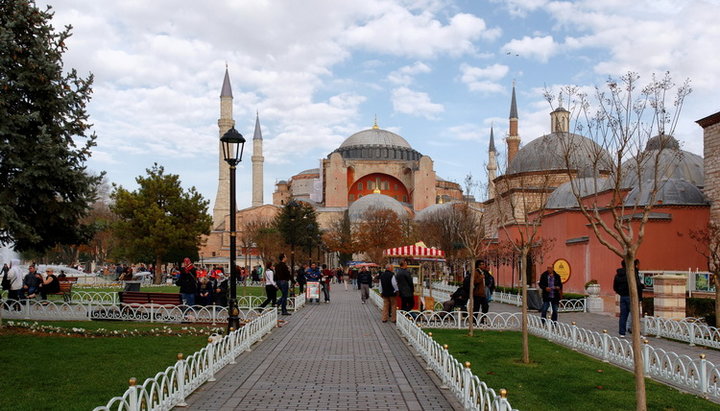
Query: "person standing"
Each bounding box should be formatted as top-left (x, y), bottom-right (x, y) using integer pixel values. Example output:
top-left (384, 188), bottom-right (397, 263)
top-left (539, 265), bottom-right (563, 322)
top-left (274, 253), bottom-right (292, 315)
top-left (379, 264), bottom-right (398, 322)
top-left (472, 260), bottom-right (490, 321)
top-left (6, 259), bottom-right (24, 310)
top-left (295, 263), bottom-right (307, 294)
top-left (613, 259), bottom-right (643, 337)
top-left (357, 266), bottom-right (373, 304)
top-left (321, 264), bottom-right (332, 303)
top-left (258, 262), bottom-right (278, 308)
top-left (211, 268), bottom-right (228, 307)
top-left (305, 262), bottom-right (322, 303)
top-left (177, 257), bottom-right (198, 306)
top-left (395, 260), bottom-right (414, 311)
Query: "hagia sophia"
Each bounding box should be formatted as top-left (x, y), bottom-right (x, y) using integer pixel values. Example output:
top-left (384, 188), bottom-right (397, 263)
top-left (201, 68), bottom-right (720, 308)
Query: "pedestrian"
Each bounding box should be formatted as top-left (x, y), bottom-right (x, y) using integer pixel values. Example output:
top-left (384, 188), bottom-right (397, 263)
top-left (539, 265), bottom-right (562, 322)
top-left (211, 268), bottom-right (228, 307)
top-left (321, 264), bottom-right (332, 303)
top-left (305, 262), bottom-right (322, 303)
top-left (274, 253), bottom-right (292, 315)
top-left (295, 263), bottom-right (307, 294)
top-left (395, 259), bottom-right (414, 311)
top-left (342, 267), bottom-right (349, 291)
top-left (258, 262), bottom-right (278, 308)
top-left (472, 260), bottom-right (490, 322)
top-left (357, 266), bottom-right (373, 304)
top-left (177, 257), bottom-right (198, 307)
top-left (6, 259), bottom-right (24, 310)
top-left (613, 259), bottom-right (643, 337)
top-left (379, 264), bottom-right (398, 322)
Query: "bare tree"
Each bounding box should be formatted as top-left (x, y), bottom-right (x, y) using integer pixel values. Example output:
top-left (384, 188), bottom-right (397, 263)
top-left (689, 223), bottom-right (720, 327)
top-left (355, 207), bottom-right (405, 263)
top-left (549, 72), bottom-right (691, 411)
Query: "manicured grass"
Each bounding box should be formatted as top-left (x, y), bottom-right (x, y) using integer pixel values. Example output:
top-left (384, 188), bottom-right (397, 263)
top-left (0, 322), bottom-right (210, 411)
top-left (427, 329), bottom-right (716, 411)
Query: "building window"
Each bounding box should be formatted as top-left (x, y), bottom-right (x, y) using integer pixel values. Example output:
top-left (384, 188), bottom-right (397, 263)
top-left (349, 194), bottom-right (354, 201)
top-left (368, 181), bottom-right (374, 190)
top-left (358, 194), bottom-right (362, 198)
top-left (382, 181), bottom-right (389, 190)
top-left (394, 184), bottom-right (398, 190)
top-left (403, 195), bottom-right (408, 202)
top-left (357, 182), bottom-right (363, 190)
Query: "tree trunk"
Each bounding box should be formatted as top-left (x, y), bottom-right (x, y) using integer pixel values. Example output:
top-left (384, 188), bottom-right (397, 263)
top-left (467, 259), bottom-right (476, 337)
top-left (625, 255), bottom-right (647, 411)
top-left (520, 247), bottom-right (529, 364)
top-left (154, 255), bottom-right (163, 284)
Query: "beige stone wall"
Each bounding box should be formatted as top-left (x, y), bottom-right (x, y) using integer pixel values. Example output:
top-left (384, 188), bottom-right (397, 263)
top-left (200, 204), bottom-right (281, 259)
top-left (273, 182), bottom-right (290, 206)
top-left (653, 275), bottom-right (687, 320)
top-left (413, 156), bottom-right (437, 211)
top-left (702, 115), bottom-right (720, 224)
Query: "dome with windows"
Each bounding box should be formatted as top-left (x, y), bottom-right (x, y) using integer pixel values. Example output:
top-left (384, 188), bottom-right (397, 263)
top-left (333, 126), bottom-right (421, 161)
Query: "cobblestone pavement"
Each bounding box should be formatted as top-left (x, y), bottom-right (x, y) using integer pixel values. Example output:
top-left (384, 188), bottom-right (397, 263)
top-left (185, 288), bottom-right (463, 411)
top-left (490, 301), bottom-right (720, 365)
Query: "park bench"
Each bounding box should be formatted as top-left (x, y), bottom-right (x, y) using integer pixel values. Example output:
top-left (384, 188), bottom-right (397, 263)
top-left (47, 281), bottom-right (74, 302)
top-left (118, 291), bottom-right (183, 307)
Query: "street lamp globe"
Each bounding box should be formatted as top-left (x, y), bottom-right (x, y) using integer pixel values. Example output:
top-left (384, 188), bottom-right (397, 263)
top-left (220, 127), bottom-right (246, 166)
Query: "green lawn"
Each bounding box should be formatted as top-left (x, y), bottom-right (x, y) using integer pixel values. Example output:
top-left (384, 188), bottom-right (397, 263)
top-left (427, 329), bottom-right (716, 411)
top-left (0, 321), bottom-right (212, 411)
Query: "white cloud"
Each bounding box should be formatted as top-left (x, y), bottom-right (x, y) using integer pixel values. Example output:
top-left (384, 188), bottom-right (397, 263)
top-left (387, 62), bottom-right (432, 85)
top-left (502, 35), bottom-right (559, 63)
top-left (493, 0), bottom-right (549, 17)
top-left (391, 87), bottom-right (444, 118)
top-left (459, 63), bottom-right (509, 93)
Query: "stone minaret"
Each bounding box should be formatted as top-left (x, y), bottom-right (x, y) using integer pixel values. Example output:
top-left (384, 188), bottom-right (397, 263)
top-left (212, 67), bottom-right (235, 226)
top-left (251, 112), bottom-right (264, 207)
top-left (487, 125), bottom-right (497, 199)
top-left (506, 83), bottom-right (521, 166)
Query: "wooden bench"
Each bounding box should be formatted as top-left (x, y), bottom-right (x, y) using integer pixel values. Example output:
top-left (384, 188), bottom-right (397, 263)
top-left (48, 281), bottom-right (74, 302)
top-left (118, 291), bottom-right (183, 306)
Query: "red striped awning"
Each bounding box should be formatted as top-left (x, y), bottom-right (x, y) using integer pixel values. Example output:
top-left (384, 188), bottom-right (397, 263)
top-left (383, 244), bottom-right (445, 259)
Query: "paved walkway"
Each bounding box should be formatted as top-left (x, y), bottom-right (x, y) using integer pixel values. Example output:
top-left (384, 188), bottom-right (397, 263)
top-left (185, 289), bottom-right (463, 411)
top-left (490, 302), bottom-right (720, 365)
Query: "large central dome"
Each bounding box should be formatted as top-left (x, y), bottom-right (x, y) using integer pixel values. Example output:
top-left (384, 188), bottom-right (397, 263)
top-left (339, 127), bottom-right (412, 149)
top-left (332, 126), bottom-right (421, 161)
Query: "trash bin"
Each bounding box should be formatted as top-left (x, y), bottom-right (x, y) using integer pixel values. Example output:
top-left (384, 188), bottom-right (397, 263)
top-left (526, 287), bottom-right (542, 310)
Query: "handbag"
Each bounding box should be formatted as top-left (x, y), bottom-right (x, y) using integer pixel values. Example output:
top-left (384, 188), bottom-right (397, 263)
top-left (2, 271), bottom-right (10, 290)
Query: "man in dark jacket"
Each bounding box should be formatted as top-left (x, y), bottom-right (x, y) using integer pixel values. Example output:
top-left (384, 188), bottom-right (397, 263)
top-left (177, 257), bottom-right (198, 306)
top-left (395, 260), bottom-right (414, 311)
top-left (357, 267), bottom-right (373, 304)
top-left (539, 265), bottom-right (563, 322)
top-left (379, 264), bottom-right (398, 322)
top-left (613, 259), bottom-right (644, 337)
top-left (274, 253), bottom-right (292, 315)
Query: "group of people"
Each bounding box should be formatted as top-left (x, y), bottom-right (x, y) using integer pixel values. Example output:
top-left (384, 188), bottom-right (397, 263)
top-left (1, 259), bottom-right (67, 306)
top-left (174, 257), bottom-right (230, 308)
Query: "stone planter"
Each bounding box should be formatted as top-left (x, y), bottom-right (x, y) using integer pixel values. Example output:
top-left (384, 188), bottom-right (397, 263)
top-left (585, 283), bottom-right (600, 296)
top-left (585, 283), bottom-right (603, 313)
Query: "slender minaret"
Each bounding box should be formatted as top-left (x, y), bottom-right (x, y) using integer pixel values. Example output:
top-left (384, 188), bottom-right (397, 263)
top-left (251, 112), bottom-right (264, 207)
top-left (506, 82), bottom-right (521, 166)
top-left (487, 124), bottom-right (497, 199)
top-left (212, 67), bottom-right (236, 226)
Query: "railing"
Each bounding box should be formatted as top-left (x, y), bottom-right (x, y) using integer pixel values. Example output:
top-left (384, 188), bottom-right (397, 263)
top-left (395, 310), bottom-right (720, 402)
top-left (1, 293), bottom-right (305, 323)
top-left (93, 308), bottom-right (278, 411)
top-left (428, 284), bottom-right (587, 313)
top-left (643, 316), bottom-right (720, 350)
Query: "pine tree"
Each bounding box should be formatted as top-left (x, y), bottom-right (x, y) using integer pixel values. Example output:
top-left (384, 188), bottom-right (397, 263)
top-left (0, 1), bottom-right (101, 252)
top-left (111, 164), bottom-right (212, 283)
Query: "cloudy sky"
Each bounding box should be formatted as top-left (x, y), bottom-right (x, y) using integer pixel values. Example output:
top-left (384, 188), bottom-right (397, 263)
top-left (39, 0), bottom-right (720, 210)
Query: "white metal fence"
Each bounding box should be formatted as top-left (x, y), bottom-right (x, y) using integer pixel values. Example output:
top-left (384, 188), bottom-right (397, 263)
top-left (393, 309), bottom-right (720, 402)
top-left (643, 316), bottom-right (720, 350)
top-left (93, 308), bottom-right (278, 411)
top-left (1, 293), bottom-right (305, 324)
top-left (430, 282), bottom-right (586, 312)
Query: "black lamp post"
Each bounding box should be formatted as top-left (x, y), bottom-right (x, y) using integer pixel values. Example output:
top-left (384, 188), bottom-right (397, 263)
top-left (221, 126), bottom-right (246, 333)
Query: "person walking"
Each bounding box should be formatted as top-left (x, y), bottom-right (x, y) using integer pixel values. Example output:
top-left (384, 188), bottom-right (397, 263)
top-left (395, 260), bottom-right (414, 311)
top-left (296, 263), bottom-right (307, 294)
top-left (258, 262), bottom-right (278, 309)
top-left (379, 264), bottom-right (398, 322)
top-left (357, 266), bottom-right (373, 304)
top-left (305, 263), bottom-right (322, 303)
top-left (321, 264), bottom-right (332, 303)
top-left (274, 253), bottom-right (292, 316)
top-left (539, 265), bottom-right (563, 322)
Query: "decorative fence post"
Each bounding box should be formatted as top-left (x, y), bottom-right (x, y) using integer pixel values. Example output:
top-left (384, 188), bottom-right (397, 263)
top-left (207, 337), bottom-right (216, 382)
top-left (699, 354), bottom-right (708, 397)
top-left (601, 330), bottom-right (609, 362)
top-left (440, 344), bottom-right (449, 390)
top-left (176, 353), bottom-right (187, 407)
top-left (643, 339), bottom-right (650, 376)
top-left (127, 377), bottom-right (139, 411)
top-left (689, 322), bottom-right (696, 347)
top-left (571, 322), bottom-right (578, 350)
top-left (463, 362), bottom-right (472, 410)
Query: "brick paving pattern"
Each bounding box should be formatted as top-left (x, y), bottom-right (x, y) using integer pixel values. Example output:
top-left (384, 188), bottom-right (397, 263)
top-left (185, 287), bottom-right (462, 410)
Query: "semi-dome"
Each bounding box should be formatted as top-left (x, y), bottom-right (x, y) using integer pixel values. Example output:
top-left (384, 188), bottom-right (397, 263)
top-left (546, 177), bottom-right (612, 209)
top-left (332, 127), bottom-right (422, 161)
top-left (621, 135), bottom-right (703, 188)
top-left (414, 202), bottom-right (458, 221)
top-left (507, 132), bottom-right (611, 177)
top-left (624, 178), bottom-right (708, 206)
top-left (348, 193), bottom-right (408, 221)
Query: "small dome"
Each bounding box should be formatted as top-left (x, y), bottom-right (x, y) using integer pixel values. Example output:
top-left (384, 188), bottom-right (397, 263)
top-left (339, 128), bottom-right (412, 149)
top-left (507, 132), bottom-right (611, 177)
top-left (546, 177), bottom-right (612, 209)
top-left (348, 193), bottom-right (407, 221)
top-left (624, 178), bottom-right (708, 206)
top-left (621, 139), bottom-right (703, 188)
top-left (298, 168), bottom-right (319, 175)
top-left (414, 202), bottom-right (458, 221)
